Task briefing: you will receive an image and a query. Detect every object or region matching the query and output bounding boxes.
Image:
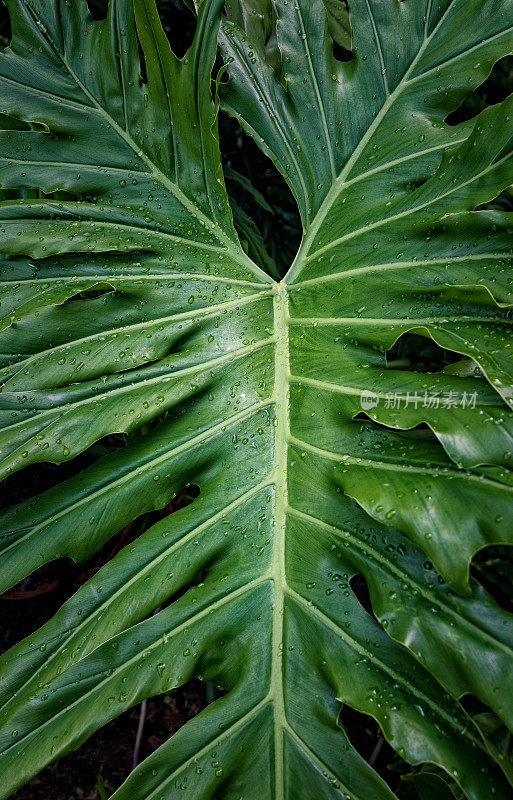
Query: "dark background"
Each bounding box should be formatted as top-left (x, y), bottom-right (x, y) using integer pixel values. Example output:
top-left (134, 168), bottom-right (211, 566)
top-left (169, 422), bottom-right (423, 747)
top-left (0, 1), bottom-right (512, 797)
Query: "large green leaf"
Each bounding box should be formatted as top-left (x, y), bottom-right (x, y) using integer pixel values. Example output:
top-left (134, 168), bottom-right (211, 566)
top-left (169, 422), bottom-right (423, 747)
top-left (0, 1), bottom-right (512, 798)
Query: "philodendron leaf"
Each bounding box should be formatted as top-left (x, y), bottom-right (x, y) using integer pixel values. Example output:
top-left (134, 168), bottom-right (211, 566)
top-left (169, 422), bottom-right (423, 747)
top-left (0, 1), bottom-right (512, 799)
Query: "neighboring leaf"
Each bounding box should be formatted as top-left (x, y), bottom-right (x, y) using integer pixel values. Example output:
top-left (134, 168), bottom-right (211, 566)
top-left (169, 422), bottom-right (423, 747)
top-left (0, 1), bottom-right (512, 800)
top-left (414, 771), bottom-right (458, 800)
top-left (229, 195), bottom-right (281, 278)
top-left (224, 166), bottom-right (280, 278)
top-left (96, 767), bottom-right (115, 800)
top-left (225, 166), bottom-right (274, 213)
top-left (323, 0), bottom-right (351, 51)
top-left (224, 0), bottom-right (273, 50)
top-left (222, 0), bottom-right (352, 69)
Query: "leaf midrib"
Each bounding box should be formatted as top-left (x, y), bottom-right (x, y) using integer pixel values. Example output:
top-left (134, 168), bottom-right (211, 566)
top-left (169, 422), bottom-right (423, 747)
top-left (270, 285), bottom-right (290, 800)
